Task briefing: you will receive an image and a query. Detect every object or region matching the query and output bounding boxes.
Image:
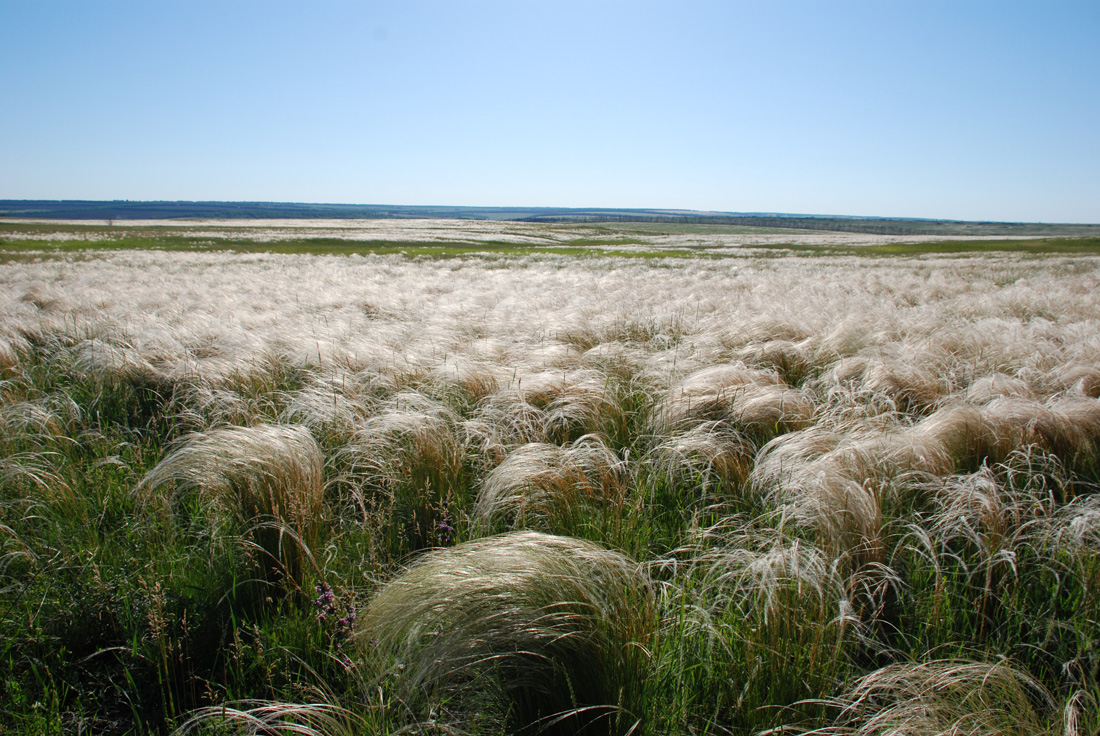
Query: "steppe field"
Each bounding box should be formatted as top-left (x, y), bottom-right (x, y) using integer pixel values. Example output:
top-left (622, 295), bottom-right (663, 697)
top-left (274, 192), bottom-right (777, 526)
top-left (1, 219), bottom-right (1099, 735)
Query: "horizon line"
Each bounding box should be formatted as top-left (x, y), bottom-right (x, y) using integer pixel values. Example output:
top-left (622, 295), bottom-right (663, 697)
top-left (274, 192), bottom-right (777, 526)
top-left (2, 199), bottom-right (1096, 226)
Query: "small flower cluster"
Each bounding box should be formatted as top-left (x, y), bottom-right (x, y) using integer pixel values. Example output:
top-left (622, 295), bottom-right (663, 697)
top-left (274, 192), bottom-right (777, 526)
top-left (436, 516), bottom-right (455, 546)
top-left (313, 582), bottom-right (356, 666)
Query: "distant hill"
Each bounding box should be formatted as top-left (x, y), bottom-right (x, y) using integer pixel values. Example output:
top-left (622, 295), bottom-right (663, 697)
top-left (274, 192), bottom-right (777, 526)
top-left (2, 200), bottom-right (1098, 237)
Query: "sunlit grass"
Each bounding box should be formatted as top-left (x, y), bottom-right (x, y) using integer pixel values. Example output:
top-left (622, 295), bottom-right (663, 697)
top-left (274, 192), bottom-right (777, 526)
top-left (0, 228), bottom-right (1098, 733)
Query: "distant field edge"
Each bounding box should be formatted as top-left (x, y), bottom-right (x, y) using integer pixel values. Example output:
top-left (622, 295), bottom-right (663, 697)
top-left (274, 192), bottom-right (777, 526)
top-left (2, 231), bottom-right (1100, 260)
top-left (2, 200), bottom-right (1099, 238)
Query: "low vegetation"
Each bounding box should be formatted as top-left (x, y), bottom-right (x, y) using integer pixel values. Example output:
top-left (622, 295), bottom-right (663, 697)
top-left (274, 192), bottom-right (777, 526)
top-left (1, 223), bottom-right (1098, 734)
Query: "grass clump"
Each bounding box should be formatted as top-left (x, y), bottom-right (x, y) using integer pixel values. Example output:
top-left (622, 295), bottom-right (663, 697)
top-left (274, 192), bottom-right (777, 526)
top-left (333, 391), bottom-right (470, 554)
top-left (3, 239), bottom-right (1100, 734)
top-left (808, 659), bottom-right (1063, 736)
top-left (360, 531), bottom-right (656, 736)
top-left (138, 423), bottom-right (326, 593)
top-left (474, 435), bottom-right (628, 536)
top-left (650, 525), bottom-right (861, 734)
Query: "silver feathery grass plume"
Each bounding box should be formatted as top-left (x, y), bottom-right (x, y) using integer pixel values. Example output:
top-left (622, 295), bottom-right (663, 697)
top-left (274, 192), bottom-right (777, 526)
top-left (649, 419), bottom-right (757, 496)
top-left (333, 391), bottom-right (467, 546)
top-left (809, 659), bottom-right (1058, 736)
top-left (137, 424), bottom-right (325, 590)
top-left (478, 368), bottom-right (624, 445)
top-left (474, 435), bottom-right (627, 532)
top-left (655, 363), bottom-right (814, 438)
top-left (175, 700), bottom-right (366, 736)
top-left (360, 531), bottom-right (655, 735)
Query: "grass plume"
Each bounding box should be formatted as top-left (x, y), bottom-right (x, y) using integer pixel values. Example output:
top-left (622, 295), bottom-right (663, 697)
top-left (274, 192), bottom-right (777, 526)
top-left (360, 531), bottom-right (656, 735)
top-left (137, 423), bottom-right (325, 591)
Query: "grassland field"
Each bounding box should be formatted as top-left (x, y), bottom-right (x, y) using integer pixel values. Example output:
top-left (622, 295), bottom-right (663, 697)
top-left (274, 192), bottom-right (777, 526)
top-left (1, 219), bottom-right (1099, 735)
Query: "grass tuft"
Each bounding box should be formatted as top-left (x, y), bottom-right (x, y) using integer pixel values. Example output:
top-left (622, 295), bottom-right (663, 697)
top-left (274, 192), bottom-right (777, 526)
top-left (137, 424), bottom-right (326, 592)
top-left (360, 531), bottom-right (655, 735)
top-left (807, 659), bottom-right (1058, 736)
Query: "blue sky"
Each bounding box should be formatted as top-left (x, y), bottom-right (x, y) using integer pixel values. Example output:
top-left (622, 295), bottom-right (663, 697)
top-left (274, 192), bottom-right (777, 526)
top-left (2, 1), bottom-right (1098, 222)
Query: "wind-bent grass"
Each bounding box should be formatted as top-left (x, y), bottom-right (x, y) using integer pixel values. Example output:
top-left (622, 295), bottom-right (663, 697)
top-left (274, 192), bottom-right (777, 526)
top-left (649, 420), bottom-right (757, 504)
top-left (474, 435), bottom-right (628, 535)
top-left (2, 234), bottom-right (1100, 734)
top-left (332, 391), bottom-right (469, 552)
top-left (477, 369), bottom-right (627, 446)
top-left (655, 364), bottom-right (814, 440)
top-left (176, 700), bottom-right (368, 736)
top-left (807, 660), bottom-right (1062, 736)
top-left (137, 424), bottom-right (326, 591)
top-left (360, 531), bottom-right (655, 736)
top-left (651, 524), bottom-right (861, 734)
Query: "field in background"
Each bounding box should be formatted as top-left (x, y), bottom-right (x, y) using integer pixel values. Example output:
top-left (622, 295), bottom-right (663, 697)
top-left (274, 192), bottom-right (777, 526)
top-left (4, 217), bottom-right (1100, 258)
top-left (1, 220), bottom-right (1099, 735)
top-left (5, 200), bottom-right (1100, 239)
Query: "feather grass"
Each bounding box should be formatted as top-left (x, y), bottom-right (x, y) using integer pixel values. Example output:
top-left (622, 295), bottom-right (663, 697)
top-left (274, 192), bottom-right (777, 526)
top-left (805, 659), bottom-right (1058, 736)
top-left (137, 424), bottom-right (325, 591)
top-left (474, 435), bottom-right (627, 534)
top-left (360, 531), bottom-right (655, 735)
top-left (334, 392), bottom-right (468, 550)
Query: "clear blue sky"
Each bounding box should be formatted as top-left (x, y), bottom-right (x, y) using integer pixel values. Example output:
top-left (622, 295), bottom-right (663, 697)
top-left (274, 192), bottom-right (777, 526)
top-left (2, 1), bottom-right (1098, 222)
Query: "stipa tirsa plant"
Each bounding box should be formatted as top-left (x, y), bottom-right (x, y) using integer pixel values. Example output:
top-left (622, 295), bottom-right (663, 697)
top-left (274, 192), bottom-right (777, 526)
top-left (920, 454), bottom-right (1100, 658)
top-left (655, 363), bottom-right (814, 444)
top-left (474, 434), bottom-right (628, 535)
top-left (736, 337), bottom-right (818, 386)
top-left (0, 385), bottom-right (79, 505)
top-left (823, 353), bottom-right (952, 415)
top-left (1060, 364), bottom-right (1100, 399)
top-left (580, 341), bottom-right (650, 384)
top-left (360, 531), bottom-right (656, 736)
top-left (1039, 493), bottom-right (1100, 688)
top-left (0, 521), bottom-right (35, 579)
top-left (650, 524), bottom-right (862, 734)
top-left (175, 701), bottom-right (368, 736)
top-left (477, 369), bottom-right (626, 446)
top-left (965, 372), bottom-right (1035, 404)
top-left (333, 391), bottom-right (468, 551)
top-left (751, 425), bottom-right (890, 570)
top-left (923, 464), bottom-right (1044, 642)
top-left (805, 659), bottom-right (1062, 736)
top-left (137, 423), bottom-right (325, 592)
top-left (429, 358), bottom-right (506, 410)
top-left (648, 420), bottom-right (758, 504)
top-left (929, 463), bottom-right (1051, 560)
top-left (753, 391), bottom-right (1100, 570)
top-left (877, 450), bottom-right (1100, 683)
top-left (278, 370), bottom-right (386, 445)
top-left (884, 397), bottom-right (1100, 478)
top-left (1043, 492), bottom-right (1100, 552)
top-left (0, 335), bottom-right (23, 373)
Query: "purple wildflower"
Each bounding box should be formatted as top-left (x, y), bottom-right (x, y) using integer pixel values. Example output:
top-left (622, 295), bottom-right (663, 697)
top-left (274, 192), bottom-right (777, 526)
top-left (313, 582), bottom-right (356, 667)
top-left (436, 517), bottom-right (455, 546)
